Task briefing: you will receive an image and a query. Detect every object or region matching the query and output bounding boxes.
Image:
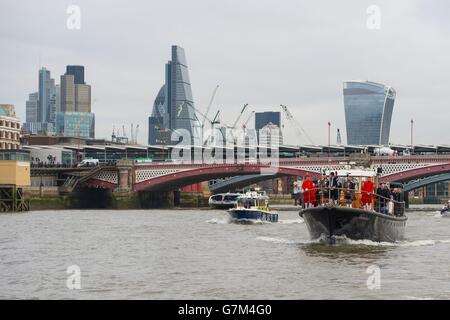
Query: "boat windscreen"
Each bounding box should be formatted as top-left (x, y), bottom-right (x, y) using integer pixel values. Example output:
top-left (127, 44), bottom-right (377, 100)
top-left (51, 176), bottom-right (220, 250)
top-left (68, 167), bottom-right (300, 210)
top-left (224, 195), bottom-right (239, 201)
top-left (210, 195), bottom-right (223, 201)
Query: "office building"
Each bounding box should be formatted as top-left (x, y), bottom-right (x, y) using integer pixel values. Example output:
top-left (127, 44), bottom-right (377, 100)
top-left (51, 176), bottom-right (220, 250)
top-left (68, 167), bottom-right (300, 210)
top-left (259, 122), bottom-right (283, 146)
top-left (38, 67), bottom-right (56, 124)
top-left (255, 111), bottom-right (281, 143)
top-left (60, 74), bottom-right (76, 112)
top-left (149, 45), bottom-right (200, 145)
top-left (60, 69), bottom-right (91, 113)
top-left (25, 92), bottom-right (39, 123)
top-left (57, 65), bottom-right (94, 138)
top-left (56, 112), bottom-right (95, 139)
top-left (343, 81), bottom-right (396, 145)
top-left (75, 84), bottom-right (91, 112)
top-left (0, 104), bottom-right (21, 150)
top-left (66, 65), bottom-right (85, 85)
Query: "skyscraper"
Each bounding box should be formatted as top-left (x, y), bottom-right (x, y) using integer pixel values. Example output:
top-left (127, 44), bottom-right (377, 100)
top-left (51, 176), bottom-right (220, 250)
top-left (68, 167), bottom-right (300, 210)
top-left (148, 45), bottom-right (200, 145)
top-left (57, 66), bottom-right (94, 138)
top-left (38, 67), bottom-right (56, 124)
top-left (25, 92), bottom-right (39, 123)
top-left (36, 67), bottom-right (57, 134)
top-left (75, 83), bottom-right (91, 112)
top-left (66, 65), bottom-right (85, 84)
top-left (343, 81), bottom-right (396, 145)
top-left (60, 74), bottom-right (75, 112)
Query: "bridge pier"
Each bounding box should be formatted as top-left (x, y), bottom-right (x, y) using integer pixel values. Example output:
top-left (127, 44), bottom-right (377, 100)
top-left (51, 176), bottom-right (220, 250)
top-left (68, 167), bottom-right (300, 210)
top-left (116, 159), bottom-right (134, 192)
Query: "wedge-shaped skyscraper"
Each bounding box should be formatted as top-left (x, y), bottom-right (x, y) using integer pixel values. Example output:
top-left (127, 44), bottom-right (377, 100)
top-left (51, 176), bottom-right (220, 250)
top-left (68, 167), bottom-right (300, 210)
top-left (148, 46), bottom-right (200, 145)
top-left (343, 81), bottom-right (396, 145)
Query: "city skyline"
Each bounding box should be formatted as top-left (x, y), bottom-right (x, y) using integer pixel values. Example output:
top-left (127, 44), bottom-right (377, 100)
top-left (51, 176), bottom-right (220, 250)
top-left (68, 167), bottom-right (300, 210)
top-left (1, 1), bottom-right (450, 145)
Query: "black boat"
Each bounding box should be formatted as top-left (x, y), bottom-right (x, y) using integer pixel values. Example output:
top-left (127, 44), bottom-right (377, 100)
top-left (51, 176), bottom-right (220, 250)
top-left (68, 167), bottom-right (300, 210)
top-left (300, 206), bottom-right (407, 242)
top-left (299, 169), bottom-right (407, 243)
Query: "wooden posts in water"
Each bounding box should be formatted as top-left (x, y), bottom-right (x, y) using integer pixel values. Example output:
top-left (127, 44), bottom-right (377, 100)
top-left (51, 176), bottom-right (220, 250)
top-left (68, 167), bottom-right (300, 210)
top-left (0, 185), bottom-right (29, 212)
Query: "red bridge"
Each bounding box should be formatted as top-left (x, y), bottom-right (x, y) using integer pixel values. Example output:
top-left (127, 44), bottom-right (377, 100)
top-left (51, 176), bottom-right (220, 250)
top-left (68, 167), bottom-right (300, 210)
top-left (52, 154), bottom-right (450, 192)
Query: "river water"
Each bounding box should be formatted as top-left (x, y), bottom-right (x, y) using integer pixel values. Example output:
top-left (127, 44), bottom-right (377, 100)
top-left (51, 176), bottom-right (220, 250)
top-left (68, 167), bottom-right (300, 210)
top-left (1, 208), bottom-right (449, 299)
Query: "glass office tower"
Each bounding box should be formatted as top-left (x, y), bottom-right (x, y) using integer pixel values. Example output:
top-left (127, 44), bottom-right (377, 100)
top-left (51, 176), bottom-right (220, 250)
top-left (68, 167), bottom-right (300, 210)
top-left (343, 81), bottom-right (396, 145)
top-left (56, 112), bottom-right (95, 139)
top-left (148, 45), bottom-right (201, 145)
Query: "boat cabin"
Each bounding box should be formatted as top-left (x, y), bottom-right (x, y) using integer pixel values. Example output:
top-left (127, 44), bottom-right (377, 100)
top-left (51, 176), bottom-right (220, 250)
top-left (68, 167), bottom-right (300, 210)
top-left (235, 191), bottom-right (270, 210)
top-left (319, 169), bottom-right (405, 216)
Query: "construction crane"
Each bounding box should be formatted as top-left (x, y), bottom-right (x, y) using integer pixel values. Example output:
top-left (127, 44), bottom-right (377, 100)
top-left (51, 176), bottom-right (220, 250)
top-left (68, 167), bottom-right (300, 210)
top-left (211, 110), bottom-right (220, 125)
top-left (280, 104), bottom-right (314, 145)
top-left (242, 110), bottom-right (255, 128)
top-left (232, 104), bottom-right (248, 129)
top-left (202, 85), bottom-right (219, 131)
top-left (180, 100), bottom-right (218, 144)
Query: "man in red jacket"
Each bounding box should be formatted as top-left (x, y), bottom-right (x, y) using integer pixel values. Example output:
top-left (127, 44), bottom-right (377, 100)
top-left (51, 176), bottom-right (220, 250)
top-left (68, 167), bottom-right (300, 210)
top-left (361, 177), bottom-right (374, 210)
top-left (302, 174), bottom-right (316, 208)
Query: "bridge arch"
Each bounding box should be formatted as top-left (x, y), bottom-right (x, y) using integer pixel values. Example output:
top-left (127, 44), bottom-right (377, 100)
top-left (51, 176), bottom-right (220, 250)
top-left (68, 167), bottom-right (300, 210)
top-left (403, 173), bottom-right (450, 192)
top-left (381, 163), bottom-right (450, 183)
top-left (209, 174), bottom-right (277, 193)
top-left (134, 164), bottom-right (319, 191)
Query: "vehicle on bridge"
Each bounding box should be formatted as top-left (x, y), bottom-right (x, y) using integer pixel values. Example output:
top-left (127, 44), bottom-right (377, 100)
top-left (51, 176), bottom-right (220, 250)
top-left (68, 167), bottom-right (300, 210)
top-left (228, 191), bottom-right (278, 223)
top-left (373, 146), bottom-right (396, 156)
top-left (77, 159), bottom-right (99, 167)
top-left (208, 193), bottom-right (241, 209)
top-left (299, 169), bottom-right (407, 243)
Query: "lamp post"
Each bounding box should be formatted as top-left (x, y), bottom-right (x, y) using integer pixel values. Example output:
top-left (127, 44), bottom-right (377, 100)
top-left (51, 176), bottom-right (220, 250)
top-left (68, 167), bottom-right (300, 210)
top-left (327, 121), bottom-right (331, 157)
top-left (410, 119), bottom-right (414, 152)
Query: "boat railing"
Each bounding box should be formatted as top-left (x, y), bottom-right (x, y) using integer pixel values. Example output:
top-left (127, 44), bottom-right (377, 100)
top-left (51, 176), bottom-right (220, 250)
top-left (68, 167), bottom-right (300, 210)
top-left (303, 187), bottom-right (405, 217)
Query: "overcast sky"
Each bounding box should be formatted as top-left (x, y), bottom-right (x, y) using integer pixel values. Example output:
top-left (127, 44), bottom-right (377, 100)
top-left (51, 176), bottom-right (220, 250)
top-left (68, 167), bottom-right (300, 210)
top-left (1, 0), bottom-right (449, 145)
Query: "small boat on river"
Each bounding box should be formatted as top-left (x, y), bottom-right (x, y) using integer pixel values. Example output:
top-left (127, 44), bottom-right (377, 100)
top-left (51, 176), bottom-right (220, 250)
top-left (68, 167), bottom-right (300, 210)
top-left (440, 200), bottom-right (450, 217)
top-left (228, 191), bottom-right (278, 223)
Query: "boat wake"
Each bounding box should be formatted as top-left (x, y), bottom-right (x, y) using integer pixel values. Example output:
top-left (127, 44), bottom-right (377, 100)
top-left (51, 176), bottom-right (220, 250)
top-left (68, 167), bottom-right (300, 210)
top-left (256, 236), bottom-right (300, 244)
top-left (206, 217), bottom-right (271, 225)
top-left (340, 237), bottom-right (450, 247)
top-left (278, 218), bottom-right (304, 224)
top-left (256, 234), bottom-right (450, 247)
top-left (206, 218), bottom-right (230, 224)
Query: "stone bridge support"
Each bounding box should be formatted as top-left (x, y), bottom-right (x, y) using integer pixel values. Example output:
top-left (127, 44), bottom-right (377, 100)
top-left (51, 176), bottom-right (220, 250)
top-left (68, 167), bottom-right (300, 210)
top-left (116, 159), bottom-right (134, 191)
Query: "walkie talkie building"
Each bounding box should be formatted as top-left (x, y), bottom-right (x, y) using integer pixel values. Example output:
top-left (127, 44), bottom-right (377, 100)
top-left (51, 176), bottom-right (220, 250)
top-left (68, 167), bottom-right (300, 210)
top-left (343, 81), bottom-right (396, 146)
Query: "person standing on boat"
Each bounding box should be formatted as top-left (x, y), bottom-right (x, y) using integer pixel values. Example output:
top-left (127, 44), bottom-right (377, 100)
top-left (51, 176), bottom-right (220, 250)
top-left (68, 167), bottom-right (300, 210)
top-left (293, 181), bottom-right (300, 206)
top-left (302, 174), bottom-right (316, 208)
top-left (361, 177), bottom-right (374, 210)
top-left (319, 173), bottom-right (329, 205)
top-left (343, 175), bottom-right (355, 207)
top-left (328, 172), bottom-right (339, 205)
